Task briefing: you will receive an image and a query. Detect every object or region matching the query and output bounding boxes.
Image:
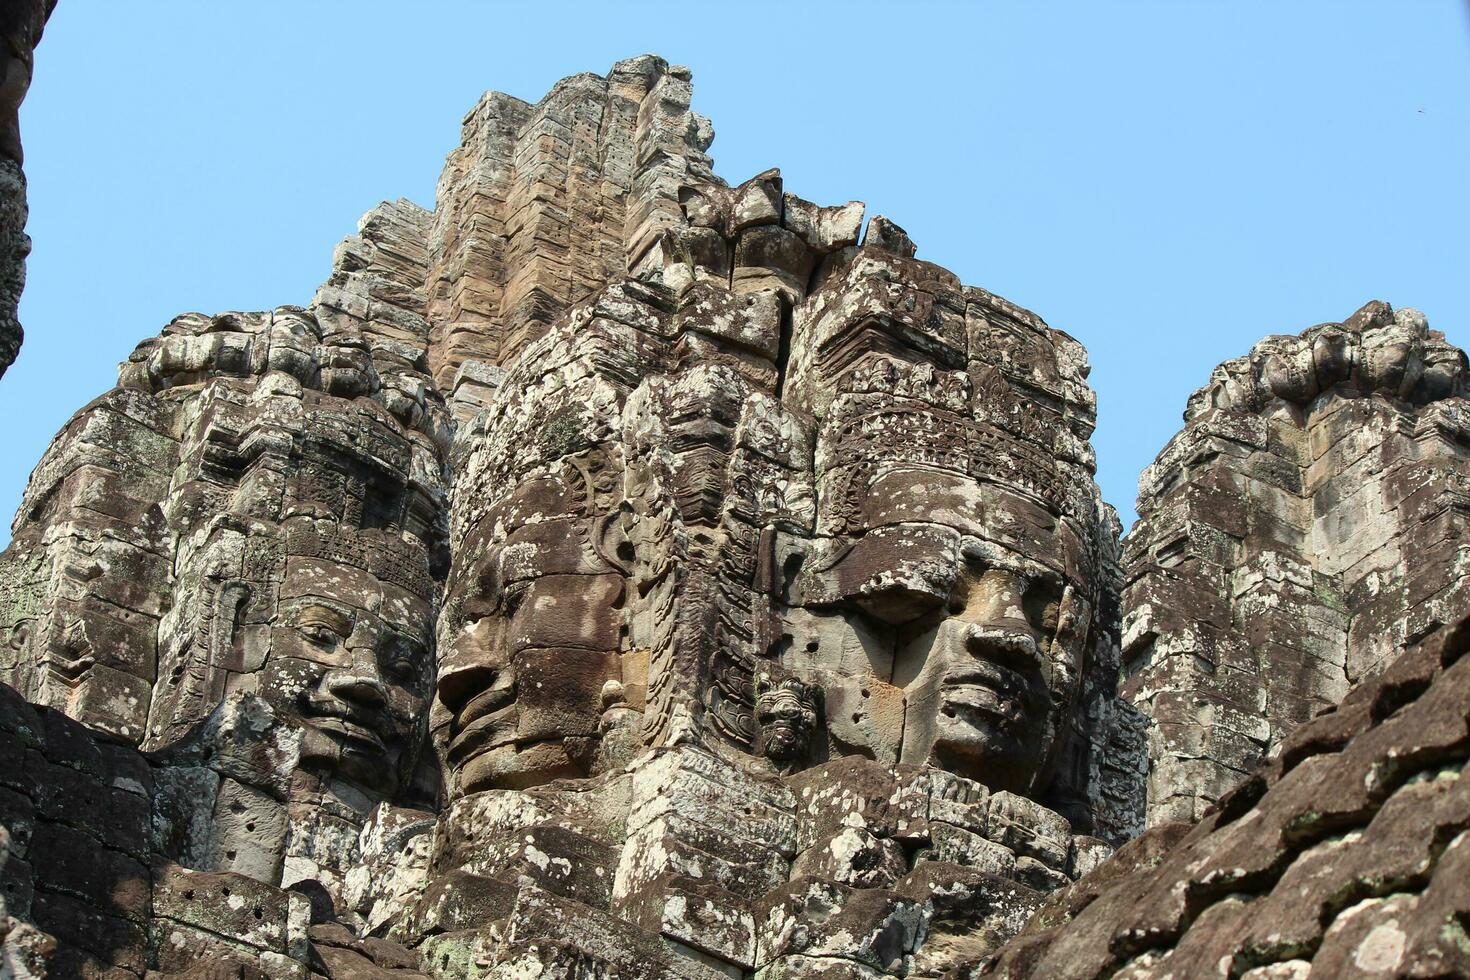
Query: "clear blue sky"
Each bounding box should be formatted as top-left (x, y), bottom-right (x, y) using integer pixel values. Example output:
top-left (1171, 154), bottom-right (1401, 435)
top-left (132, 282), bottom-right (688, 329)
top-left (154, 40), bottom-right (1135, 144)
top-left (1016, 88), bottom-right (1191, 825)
top-left (5, 2), bottom-right (1468, 543)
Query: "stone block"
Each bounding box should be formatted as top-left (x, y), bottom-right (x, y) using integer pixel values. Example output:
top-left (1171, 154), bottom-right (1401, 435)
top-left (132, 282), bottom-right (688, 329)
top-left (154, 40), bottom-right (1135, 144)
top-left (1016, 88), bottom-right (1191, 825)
top-left (503, 885), bottom-right (732, 980)
top-left (756, 879), bottom-right (925, 974)
top-left (402, 870), bottom-right (518, 937)
top-left (152, 864), bottom-right (291, 953)
top-left (915, 822), bottom-right (1016, 878)
top-left (791, 827), bottom-right (908, 889)
top-left (986, 792), bottom-right (1073, 871)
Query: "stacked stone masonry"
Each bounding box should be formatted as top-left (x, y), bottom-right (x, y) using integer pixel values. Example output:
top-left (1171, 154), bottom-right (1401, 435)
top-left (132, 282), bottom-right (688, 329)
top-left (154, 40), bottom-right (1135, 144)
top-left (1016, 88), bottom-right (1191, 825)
top-left (975, 612), bottom-right (1470, 979)
top-left (1124, 304), bottom-right (1470, 827)
top-left (0, 52), bottom-right (1465, 980)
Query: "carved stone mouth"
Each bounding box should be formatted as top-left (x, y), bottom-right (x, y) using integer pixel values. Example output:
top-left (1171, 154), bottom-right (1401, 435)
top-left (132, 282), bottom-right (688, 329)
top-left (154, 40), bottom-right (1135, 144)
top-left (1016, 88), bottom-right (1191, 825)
top-left (940, 683), bottom-right (1023, 725)
top-left (943, 661), bottom-right (1023, 697)
top-left (307, 713), bottom-right (387, 751)
top-left (455, 684), bottom-right (513, 729)
top-left (764, 722), bottom-right (802, 743)
top-left (43, 655), bottom-right (93, 683)
top-left (762, 724), bottom-right (803, 759)
top-left (447, 690), bottom-right (518, 766)
top-left (304, 699), bottom-right (393, 750)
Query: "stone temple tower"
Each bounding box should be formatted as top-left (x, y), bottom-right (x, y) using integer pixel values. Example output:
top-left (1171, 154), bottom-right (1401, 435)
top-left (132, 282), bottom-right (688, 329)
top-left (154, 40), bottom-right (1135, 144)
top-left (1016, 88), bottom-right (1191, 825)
top-left (1, 51), bottom-right (1467, 980)
top-left (1123, 301), bottom-right (1470, 826)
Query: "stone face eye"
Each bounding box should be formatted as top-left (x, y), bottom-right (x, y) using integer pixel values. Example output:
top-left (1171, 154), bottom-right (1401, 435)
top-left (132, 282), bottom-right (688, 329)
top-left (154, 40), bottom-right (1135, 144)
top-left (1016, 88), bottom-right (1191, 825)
top-left (294, 605), bottom-right (352, 646)
top-left (500, 581), bottom-right (528, 616)
top-left (1023, 578), bottom-right (1063, 635)
top-left (300, 623), bottom-right (339, 645)
top-left (381, 640), bottom-right (420, 682)
top-left (1036, 600), bottom-right (1060, 635)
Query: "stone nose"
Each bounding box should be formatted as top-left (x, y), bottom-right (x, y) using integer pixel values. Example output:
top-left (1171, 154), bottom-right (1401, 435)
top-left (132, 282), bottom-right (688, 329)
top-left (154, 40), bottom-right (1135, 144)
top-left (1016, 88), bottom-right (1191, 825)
top-left (772, 699), bottom-right (804, 720)
top-left (328, 627), bottom-right (390, 708)
top-left (964, 622), bottom-right (1042, 670)
top-left (325, 665), bottom-right (389, 710)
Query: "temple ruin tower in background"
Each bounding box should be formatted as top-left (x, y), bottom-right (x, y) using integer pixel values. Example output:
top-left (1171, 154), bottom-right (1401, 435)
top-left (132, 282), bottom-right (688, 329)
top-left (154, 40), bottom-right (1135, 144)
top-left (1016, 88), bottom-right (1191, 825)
top-left (424, 56), bottom-right (717, 415)
top-left (0, 56), bottom-right (1149, 977)
top-left (0, 185), bottom-right (453, 959)
top-left (1122, 301), bottom-right (1470, 826)
top-left (0, 0), bottom-right (58, 377)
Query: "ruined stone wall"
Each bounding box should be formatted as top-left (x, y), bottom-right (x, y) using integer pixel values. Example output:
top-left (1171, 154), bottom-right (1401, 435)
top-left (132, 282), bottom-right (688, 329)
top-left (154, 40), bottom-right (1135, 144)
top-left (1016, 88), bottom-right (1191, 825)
top-left (0, 55), bottom-right (1150, 978)
top-left (0, 0), bottom-right (58, 377)
top-left (976, 611), bottom-right (1470, 980)
top-left (424, 55), bottom-right (717, 408)
top-left (1123, 303), bottom-right (1470, 827)
top-left (0, 672), bottom-right (1113, 980)
top-left (0, 679), bottom-right (434, 978)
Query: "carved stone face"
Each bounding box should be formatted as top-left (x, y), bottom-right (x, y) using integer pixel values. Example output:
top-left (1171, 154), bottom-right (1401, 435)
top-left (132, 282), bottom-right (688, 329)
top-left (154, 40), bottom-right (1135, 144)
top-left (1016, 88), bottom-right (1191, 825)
top-left (804, 386), bottom-right (1095, 795)
top-left (436, 464), bottom-right (626, 796)
top-left (891, 534), bottom-right (1088, 795)
top-left (146, 516), bottom-right (437, 799)
top-left (260, 559), bottom-right (433, 793)
top-left (754, 673), bottom-right (820, 769)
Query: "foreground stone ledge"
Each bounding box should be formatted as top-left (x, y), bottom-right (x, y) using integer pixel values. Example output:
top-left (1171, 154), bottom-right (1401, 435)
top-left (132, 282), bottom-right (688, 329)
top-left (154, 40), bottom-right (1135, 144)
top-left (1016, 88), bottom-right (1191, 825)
top-left (974, 615), bottom-right (1470, 979)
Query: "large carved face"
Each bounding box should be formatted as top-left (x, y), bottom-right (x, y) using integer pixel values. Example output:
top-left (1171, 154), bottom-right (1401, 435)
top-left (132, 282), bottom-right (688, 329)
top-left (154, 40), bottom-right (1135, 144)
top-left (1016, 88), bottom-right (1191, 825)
top-left (802, 364), bottom-right (1096, 795)
top-left (891, 529), bottom-right (1089, 794)
top-left (436, 460), bottom-right (627, 796)
top-left (259, 551), bottom-right (434, 793)
top-left (146, 516), bottom-right (438, 799)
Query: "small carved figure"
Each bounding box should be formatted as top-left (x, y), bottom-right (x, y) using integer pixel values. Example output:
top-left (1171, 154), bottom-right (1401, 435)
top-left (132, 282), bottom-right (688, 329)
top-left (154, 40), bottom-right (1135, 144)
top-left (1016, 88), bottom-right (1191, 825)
top-left (753, 670), bottom-right (821, 772)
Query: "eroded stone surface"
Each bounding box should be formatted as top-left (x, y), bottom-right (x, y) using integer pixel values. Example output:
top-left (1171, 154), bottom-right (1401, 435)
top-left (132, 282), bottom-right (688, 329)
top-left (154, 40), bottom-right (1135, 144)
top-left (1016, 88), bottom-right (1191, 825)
top-left (1, 51), bottom-right (1465, 980)
top-left (973, 615), bottom-right (1470, 980)
top-left (0, 55), bottom-right (1131, 979)
top-left (0, 0), bottom-right (56, 377)
top-left (1124, 306), bottom-right (1470, 827)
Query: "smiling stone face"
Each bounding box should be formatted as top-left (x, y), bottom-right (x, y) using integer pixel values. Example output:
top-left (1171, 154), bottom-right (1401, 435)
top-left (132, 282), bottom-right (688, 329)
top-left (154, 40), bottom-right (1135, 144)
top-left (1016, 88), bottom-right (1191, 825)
top-left (435, 457), bottom-right (629, 797)
top-left (782, 249), bottom-right (1110, 805)
top-left (892, 537), bottom-right (1089, 795)
top-left (146, 516), bottom-right (438, 797)
top-left (261, 561), bottom-right (433, 794)
top-left (800, 471), bottom-right (1094, 795)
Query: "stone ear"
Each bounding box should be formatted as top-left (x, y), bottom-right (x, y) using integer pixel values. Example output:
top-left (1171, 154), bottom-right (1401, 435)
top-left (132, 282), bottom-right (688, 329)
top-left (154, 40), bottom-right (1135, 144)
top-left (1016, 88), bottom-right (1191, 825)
top-left (214, 581), bottom-right (251, 638)
top-left (591, 504), bottom-right (636, 575)
top-left (1054, 586), bottom-right (1090, 649)
top-left (206, 580), bottom-right (253, 687)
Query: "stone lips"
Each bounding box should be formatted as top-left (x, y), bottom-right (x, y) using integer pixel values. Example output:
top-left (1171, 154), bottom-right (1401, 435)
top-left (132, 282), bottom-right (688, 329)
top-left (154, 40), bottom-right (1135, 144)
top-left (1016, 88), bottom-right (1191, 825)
top-left (0, 49), bottom-right (1465, 980)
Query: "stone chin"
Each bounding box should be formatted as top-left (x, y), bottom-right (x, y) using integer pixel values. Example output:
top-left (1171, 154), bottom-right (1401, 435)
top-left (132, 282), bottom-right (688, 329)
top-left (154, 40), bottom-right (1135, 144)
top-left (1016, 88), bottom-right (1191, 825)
top-left (760, 723), bottom-right (806, 762)
top-left (457, 739), bottom-right (586, 795)
top-left (928, 699), bottom-right (1043, 793)
top-left (901, 621), bottom-right (1058, 794)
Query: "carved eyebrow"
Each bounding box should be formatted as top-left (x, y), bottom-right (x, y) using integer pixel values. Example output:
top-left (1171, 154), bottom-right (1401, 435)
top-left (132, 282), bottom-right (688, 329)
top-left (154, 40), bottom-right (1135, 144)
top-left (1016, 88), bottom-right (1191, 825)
top-left (381, 630), bottom-right (429, 655)
top-left (959, 538), bottom-right (1065, 589)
